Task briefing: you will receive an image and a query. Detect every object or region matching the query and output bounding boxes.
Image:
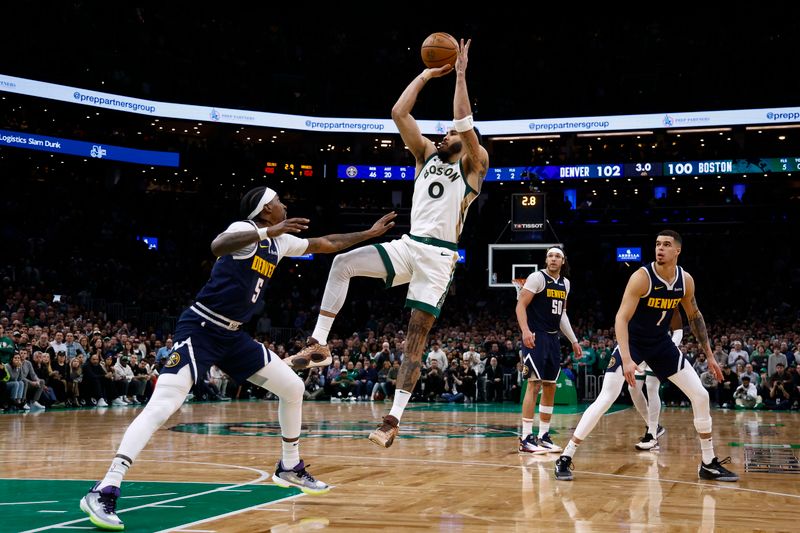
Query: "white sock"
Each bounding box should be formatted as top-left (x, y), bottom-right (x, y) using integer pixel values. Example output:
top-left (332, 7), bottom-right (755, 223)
top-left (388, 389), bottom-right (412, 421)
top-left (282, 439), bottom-right (300, 469)
top-left (537, 420), bottom-right (551, 438)
top-left (522, 418), bottom-right (533, 438)
top-left (563, 440), bottom-right (579, 458)
top-left (311, 315), bottom-right (335, 345)
top-left (646, 375), bottom-right (661, 436)
top-left (700, 437), bottom-right (715, 464)
top-left (100, 455), bottom-right (131, 489)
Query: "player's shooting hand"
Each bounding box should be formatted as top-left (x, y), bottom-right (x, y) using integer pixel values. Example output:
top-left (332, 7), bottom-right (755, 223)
top-left (268, 218), bottom-right (309, 237)
top-left (423, 64), bottom-right (453, 79)
top-left (369, 212), bottom-right (397, 237)
top-left (522, 330), bottom-right (535, 349)
top-left (456, 38), bottom-right (471, 75)
top-left (622, 359), bottom-right (638, 388)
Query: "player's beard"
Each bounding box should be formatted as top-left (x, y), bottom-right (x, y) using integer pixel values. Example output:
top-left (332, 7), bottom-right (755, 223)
top-left (437, 141), bottom-right (462, 161)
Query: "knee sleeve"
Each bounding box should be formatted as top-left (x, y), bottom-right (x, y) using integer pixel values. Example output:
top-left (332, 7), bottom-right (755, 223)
top-left (249, 358), bottom-right (304, 438)
top-left (668, 366), bottom-right (712, 433)
top-left (117, 367), bottom-right (192, 461)
top-left (573, 369), bottom-right (625, 441)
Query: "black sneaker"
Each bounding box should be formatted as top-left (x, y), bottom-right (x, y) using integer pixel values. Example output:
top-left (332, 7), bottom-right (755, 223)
top-left (635, 432), bottom-right (659, 451)
top-left (698, 456), bottom-right (739, 482)
top-left (554, 455), bottom-right (574, 481)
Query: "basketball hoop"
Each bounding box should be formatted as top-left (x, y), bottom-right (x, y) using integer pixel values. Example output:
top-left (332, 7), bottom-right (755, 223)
top-left (512, 278), bottom-right (527, 299)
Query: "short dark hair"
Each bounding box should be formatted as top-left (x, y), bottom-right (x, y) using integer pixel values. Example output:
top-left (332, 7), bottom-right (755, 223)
top-left (240, 187), bottom-right (267, 219)
top-left (657, 229), bottom-right (682, 246)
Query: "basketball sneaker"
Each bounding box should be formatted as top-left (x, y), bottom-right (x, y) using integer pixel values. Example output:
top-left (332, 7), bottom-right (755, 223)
top-left (656, 424), bottom-right (666, 438)
top-left (554, 456), bottom-right (574, 481)
top-left (272, 460), bottom-right (330, 495)
top-left (538, 432), bottom-right (563, 453)
top-left (368, 414), bottom-right (399, 448)
top-left (283, 338), bottom-right (332, 370)
top-left (698, 456), bottom-right (739, 482)
top-left (79, 482), bottom-right (124, 531)
top-left (635, 432), bottom-right (659, 451)
top-left (519, 434), bottom-right (549, 454)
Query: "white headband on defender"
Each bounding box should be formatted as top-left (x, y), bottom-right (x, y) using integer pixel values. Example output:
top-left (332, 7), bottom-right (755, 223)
top-left (547, 247), bottom-right (565, 257)
top-left (247, 187), bottom-right (277, 220)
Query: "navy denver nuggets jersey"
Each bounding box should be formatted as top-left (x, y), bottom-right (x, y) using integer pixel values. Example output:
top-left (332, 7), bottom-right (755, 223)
top-left (527, 271), bottom-right (568, 333)
top-left (629, 262), bottom-right (684, 340)
top-left (194, 220), bottom-right (306, 323)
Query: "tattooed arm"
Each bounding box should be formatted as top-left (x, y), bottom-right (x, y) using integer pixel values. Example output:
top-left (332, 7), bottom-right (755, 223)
top-left (680, 272), bottom-right (720, 380)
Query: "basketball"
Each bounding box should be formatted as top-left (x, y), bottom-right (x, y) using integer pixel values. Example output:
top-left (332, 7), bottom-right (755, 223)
top-left (421, 32), bottom-right (458, 69)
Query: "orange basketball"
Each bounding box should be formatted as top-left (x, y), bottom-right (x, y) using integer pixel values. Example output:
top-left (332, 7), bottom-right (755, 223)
top-left (421, 32), bottom-right (458, 69)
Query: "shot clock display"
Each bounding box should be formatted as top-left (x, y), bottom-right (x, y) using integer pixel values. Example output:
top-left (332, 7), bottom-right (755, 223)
top-left (511, 193), bottom-right (546, 231)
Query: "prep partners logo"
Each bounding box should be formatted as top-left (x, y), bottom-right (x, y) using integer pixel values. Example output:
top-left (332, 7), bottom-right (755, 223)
top-left (169, 421), bottom-right (530, 439)
top-left (662, 114), bottom-right (674, 127)
top-left (210, 108), bottom-right (220, 121)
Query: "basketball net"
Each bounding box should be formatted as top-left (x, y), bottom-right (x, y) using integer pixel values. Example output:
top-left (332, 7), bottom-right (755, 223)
top-left (512, 278), bottom-right (527, 299)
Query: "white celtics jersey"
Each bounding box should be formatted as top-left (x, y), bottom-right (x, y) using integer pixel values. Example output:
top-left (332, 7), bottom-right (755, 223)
top-left (410, 154), bottom-right (478, 245)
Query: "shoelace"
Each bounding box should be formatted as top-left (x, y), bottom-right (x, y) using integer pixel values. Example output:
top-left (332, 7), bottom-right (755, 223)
top-left (558, 458), bottom-right (574, 471)
top-left (715, 456), bottom-right (733, 467)
top-left (295, 464), bottom-right (318, 483)
top-left (98, 493), bottom-right (118, 514)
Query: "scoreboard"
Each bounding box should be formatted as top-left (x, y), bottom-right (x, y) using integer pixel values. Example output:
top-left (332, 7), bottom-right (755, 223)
top-left (338, 157), bottom-right (799, 181)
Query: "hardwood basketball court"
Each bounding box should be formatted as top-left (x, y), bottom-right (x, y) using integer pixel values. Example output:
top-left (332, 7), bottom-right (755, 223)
top-left (2, 401), bottom-right (799, 531)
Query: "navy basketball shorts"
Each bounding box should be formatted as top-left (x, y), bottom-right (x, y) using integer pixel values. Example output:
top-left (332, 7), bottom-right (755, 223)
top-left (159, 310), bottom-right (273, 384)
top-left (605, 335), bottom-right (689, 382)
top-left (522, 332), bottom-right (561, 382)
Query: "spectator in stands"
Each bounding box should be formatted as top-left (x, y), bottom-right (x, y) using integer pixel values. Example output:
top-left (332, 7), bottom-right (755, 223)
top-left (4, 353), bottom-right (27, 410)
top-left (426, 341), bottom-right (447, 371)
top-left (727, 340), bottom-right (749, 368)
top-left (49, 331), bottom-right (67, 356)
top-left (734, 375), bottom-right (760, 409)
top-left (741, 363), bottom-right (760, 386)
top-left (423, 358), bottom-right (444, 401)
top-left (0, 326), bottom-right (14, 364)
top-left (64, 332), bottom-right (87, 362)
top-left (48, 351), bottom-right (68, 403)
top-left (82, 353), bottom-right (110, 407)
top-left (67, 356), bottom-right (83, 406)
top-left (458, 359), bottom-right (477, 402)
top-left (485, 356), bottom-right (504, 402)
top-left (693, 352), bottom-right (709, 375)
top-left (766, 363), bottom-right (791, 409)
top-left (114, 355), bottom-right (137, 404)
top-left (717, 365), bottom-right (737, 408)
top-left (768, 349), bottom-right (788, 378)
top-left (303, 368), bottom-right (325, 400)
top-left (155, 338), bottom-right (173, 364)
top-left (20, 349), bottom-right (45, 409)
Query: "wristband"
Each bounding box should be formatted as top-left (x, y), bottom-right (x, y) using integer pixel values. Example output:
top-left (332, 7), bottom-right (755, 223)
top-left (453, 115), bottom-right (474, 132)
top-left (257, 226), bottom-right (269, 241)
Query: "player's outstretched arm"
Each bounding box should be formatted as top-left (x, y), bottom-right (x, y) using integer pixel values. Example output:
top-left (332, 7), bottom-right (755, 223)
top-left (305, 212), bottom-right (397, 254)
top-left (210, 218), bottom-right (309, 257)
top-left (453, 39), bottom-right (488, 188)
top-left (392, 65), bottom-right (450, 162)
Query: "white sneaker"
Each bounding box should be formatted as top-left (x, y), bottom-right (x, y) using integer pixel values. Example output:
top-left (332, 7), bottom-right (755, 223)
top-left (96, 398), bottom-right (109, 407)
top-left (31, 401), bottom-right (46, 410)
top-left (111, 398), bottom-right (126, 406)
top-left (519, 435), bottom-right (549, 454)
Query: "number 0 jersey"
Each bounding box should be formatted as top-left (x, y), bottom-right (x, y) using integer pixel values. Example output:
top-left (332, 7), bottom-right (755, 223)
top-left (521, 270), bottom-right (570, 333)
top-left (194, 220), bottom-right (308, 322)
top-left (410, 154), bottom-right (478, 246)
top-left (629, 262), bottom-right (685, 340)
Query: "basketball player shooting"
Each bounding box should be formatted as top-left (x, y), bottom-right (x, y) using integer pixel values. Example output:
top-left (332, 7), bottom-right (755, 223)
top-left (290, 38), bottom-right (489, 448)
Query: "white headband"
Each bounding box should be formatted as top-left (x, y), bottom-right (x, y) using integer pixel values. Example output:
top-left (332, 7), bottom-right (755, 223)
top-left (547, 247), bottom-right (565, 257)
top-left (247, 187), bottom-right (277, 220)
